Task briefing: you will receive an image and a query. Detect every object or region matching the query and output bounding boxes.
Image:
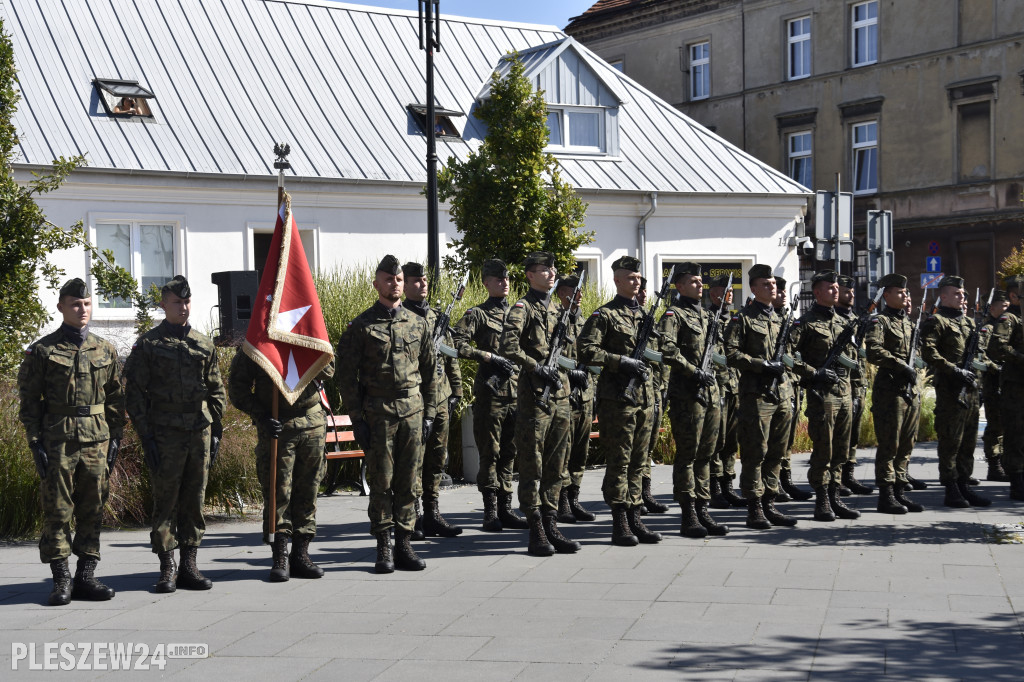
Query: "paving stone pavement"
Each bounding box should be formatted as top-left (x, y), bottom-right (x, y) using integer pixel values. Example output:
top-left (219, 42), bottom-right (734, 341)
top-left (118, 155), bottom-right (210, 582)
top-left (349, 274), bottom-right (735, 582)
top-left (2, 442), bottom-right (1023, 680)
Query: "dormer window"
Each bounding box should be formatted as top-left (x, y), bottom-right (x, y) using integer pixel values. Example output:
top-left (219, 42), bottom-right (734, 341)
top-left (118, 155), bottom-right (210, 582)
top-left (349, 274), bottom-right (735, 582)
top-left (546, 107), bottom-right (604, 153)
top-left (407, 104), bottom-right (464, 138)
top-left (94, 79), bottom-right (155, 117)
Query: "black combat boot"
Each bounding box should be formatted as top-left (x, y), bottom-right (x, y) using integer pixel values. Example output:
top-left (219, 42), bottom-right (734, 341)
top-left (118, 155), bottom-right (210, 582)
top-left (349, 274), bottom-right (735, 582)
top-left (557, 488), bottom-right (577, 524)
top-left (611, 506), bottom-right (639, 546)
top-left (828, 483), bottom-right (861, 519)
top-left (943, 481), bottom-right (970, 508)
top-left (48, 559), bottom-right (72, 606)
top-left (176, 546), bottom-right (212, 590)
top-left (374, 531), bottom-right (394, 574)
top-left (746, 497), bottom-right (772, 530)
top-left (482, 491), bottom-right (502, 532)
top-left (498, 491), bottom-right (529, 529)
top-left (813, 487), bottom-right (836, 522)
top-left (987, 459), bottom-right (1009, 482)
top-left (542, 511), bottom-right (581, 553)
top-left (842, 462), bottom-right (874, 495)
top-left (761, 492), bottom-right (798, 527)
top-left (527, 510), bottom-right (555, 556)
top-left (876, 484), bottom-right (908, 515)
top-left (907, 474), bottom-right (928, 490)
top-left (679, 496), bottom-right (708, 538)
top-left (1009, 472), bottom-right (1024, 501)
top-left (155, 551), bottom-right (176, 593)
top-left (289, 534), bottom-right (324, 579)
top-left (422, 498), bottom-right (463, 537)
top-left (709, 476), bottom-right (731, 509)
top-left (71, 557), bottom-right (115, 601)
top-left (720, 475), bottom-right (747, 507)
top-left (567, 485), bottom-right (596, 521)
top-left (269, 535), bottom-right (289, 582)
top-left (394, 528), bottom-right (426, 571)
top-left (774, 488), bottom-right (792, 503)
top-left (628, 505), bottom-right (663, 543)
top-left (968, 476), bottom-right (981, 485)
top-left (894, 482), bottom-right (924, 512)
top-left (695, 498), bottom-right (729, 536)
top-left (641, 477), bottom-right (670, 514)
top-left (412, 498), bottom-right (425, 541)
top-left (780, 468), bottom-right (814, 501)
top-left (957, 480), bottom-right (991, 507)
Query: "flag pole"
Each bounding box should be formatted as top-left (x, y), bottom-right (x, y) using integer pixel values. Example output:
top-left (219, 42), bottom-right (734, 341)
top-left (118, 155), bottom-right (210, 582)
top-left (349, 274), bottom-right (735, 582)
top-left (270, 142), bottom-right (291, 543)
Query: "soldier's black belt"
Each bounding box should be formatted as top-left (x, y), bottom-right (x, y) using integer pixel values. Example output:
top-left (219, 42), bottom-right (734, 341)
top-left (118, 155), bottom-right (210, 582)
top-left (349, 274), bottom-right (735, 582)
top-left (151, 400), bottom-right (205, 413)
top-left (49, 404), bottom-right (105, 417)
top-left (364, 387), bottom-right (418, 399)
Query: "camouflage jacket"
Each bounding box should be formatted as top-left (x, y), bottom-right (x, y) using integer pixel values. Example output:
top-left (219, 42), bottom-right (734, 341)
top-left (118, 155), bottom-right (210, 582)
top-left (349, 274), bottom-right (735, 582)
top-left (501, 287), bottom-right (570, 400)
top-left (403, 300), bottom-right (463, 407)
top-left (335, 302), bottom-right (437, 420)
top-left (920, 306), bottom-right (978, 394)
top-left (977, 313), bottom-right (1007, 391)
top-left (228, 351), bottom-right (335, 431)
top-left (836, 306), bottom-right (868, 391)
top-left (124, 321), bottom-right (226, 436)
top-left (18, 325), bottom-right (125, 444)
top-left (723, 300), bottom-right (793, 400)
top-left (560, 305), bottom-right (595, 405)
top-left (865, 306), bottom-right (916, 390)
top-left (658, 298), bottom-right (719, 403)
top-left (577, 295), bottom-right (658, 407)
top-left (452, 297), bottom-right (517, 400)
top-left (791, 304), bottom-right (857, 398)
top-left (706, 303), bottom-right (739, 394)
top-left (988, 313), bottom-right (1024, 386)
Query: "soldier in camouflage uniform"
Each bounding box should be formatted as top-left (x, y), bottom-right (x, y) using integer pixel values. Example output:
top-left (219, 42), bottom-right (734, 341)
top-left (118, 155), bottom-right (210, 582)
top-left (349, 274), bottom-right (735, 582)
top-left (554, 274), bottom-right (597, 524)
top-left (637, 277), bottom-right (671, 515)
top-left (706, 274), bottom-right (746, 509)
top-left (835, 275), bottom-right (874, 496)
top-left (658, 263), bottom-right (728, 538)
top-left (578, 255), bottom-right (662, 546)
top-left (451, 259), bottom-right (528, 532)
top-left (336, 256), bottom-right (437, 573)
top-left (978, 290), bottom-right (1010, 482)
top-left (919, 275), bottom-right (991, 508)
top-left (723, 265), bottom-right (798, 530)
top-left (790, 270), bottom-right (861, 522)
top-left (125, 276), bottom-right (227, 593)
top-left (401, 262), bottom-right (464, 538)
top-left (228, 350), bottom-right (334, 581)
top-left (986, 279), bottom-right (1024, 502)
top-left (864, 273), bottom-right (925, 514)
top-left (18, 278), bottom-right (123, 606)
top-left (501, 252), bottom-right (580, 555)
top-left (773, 277), bottom-right (813, 503)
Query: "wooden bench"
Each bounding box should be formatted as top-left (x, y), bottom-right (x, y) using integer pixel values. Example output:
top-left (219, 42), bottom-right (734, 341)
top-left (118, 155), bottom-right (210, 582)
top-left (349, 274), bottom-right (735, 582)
top-left (324, 415), bottom-right (369, 495)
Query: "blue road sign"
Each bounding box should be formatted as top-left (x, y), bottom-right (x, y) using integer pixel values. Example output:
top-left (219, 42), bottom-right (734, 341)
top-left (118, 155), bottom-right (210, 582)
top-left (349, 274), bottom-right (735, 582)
top-left (926, 256), bottom-right (941, 272)
top-left (922, 273), bottom-right (944, 289)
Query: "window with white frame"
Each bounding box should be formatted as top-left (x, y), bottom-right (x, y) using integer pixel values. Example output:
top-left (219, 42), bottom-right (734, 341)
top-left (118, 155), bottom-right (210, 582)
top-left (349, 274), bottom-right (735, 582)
top-left (93, 222), bottom-right (177, 309)
top-left (788, 131), bottom-right (813, 188)
top-left (545, 107), bottom-right (604, 153)
top-left (852, 1), bottom-right (878, 67)
top-left (787, 16), bottom-right (811, 80)
top-left (689, 41), bottom-right (710, 100)
top-left (852, 121), bottom-right (878, 194)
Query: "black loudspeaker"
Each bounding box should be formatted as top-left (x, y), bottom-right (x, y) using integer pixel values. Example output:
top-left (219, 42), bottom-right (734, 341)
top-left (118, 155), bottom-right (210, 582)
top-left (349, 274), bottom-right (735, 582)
top-left (211, 271), bottom-right (259, 345)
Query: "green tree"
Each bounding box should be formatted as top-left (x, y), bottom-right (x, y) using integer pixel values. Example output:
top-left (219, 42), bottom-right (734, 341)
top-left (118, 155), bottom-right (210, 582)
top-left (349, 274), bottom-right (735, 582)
top-left (0, 20), bottom-right (138, 372)
top-left (438, 53), bottom-right (592, 278)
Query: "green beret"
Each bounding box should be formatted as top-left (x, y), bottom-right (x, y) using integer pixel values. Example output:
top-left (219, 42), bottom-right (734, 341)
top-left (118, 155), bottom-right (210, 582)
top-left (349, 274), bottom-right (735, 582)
top-left (991, 289), bottom-right (1008, 303)
top-left (59, 277), bottom-right (89, 300)
top-left (710, 274), bottom-right (732, 288)
top-left (640, 277), bottom-right (648, 289)
top-left (938, 275), bottom-right (965, 289)
top-left (612, 255), bottom-right (641, 273)
top-left (837, 275), bottom-right (855, 288)
top-left (774, 276), bottom-right (787, 290)
top-left (811, 270), bottom-right (838, 285)
top-left (376, 255), bottom-right (401, 275)
top-left (481, 259), bottom-right (508, 279)
top-left (556, 274), bottom-right (580, 289)
top-left (877, 273), bottom-right (908, 289)
top-left (524, 251), bottom-right (555, 269)
top-left (161, 275), bottom-right (191, 299)
top-left (1005, 275), bottom-right (1024, 293)
top-left (747, 264), bottom-right (773, 282)
top-left (402, 261), bottom-right (426, 278)
top-left (672, 262), bottom-right (701, 283)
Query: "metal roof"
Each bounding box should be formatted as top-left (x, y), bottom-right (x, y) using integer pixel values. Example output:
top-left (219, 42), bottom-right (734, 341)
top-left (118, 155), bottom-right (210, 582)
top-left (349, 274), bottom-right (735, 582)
top-left (1, 0), bottom-right (809, 196)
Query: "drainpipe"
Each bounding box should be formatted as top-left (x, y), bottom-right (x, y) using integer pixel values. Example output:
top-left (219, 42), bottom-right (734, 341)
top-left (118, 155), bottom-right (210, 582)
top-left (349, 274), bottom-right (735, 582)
top-left (638, 192), bottom-right (657, 274)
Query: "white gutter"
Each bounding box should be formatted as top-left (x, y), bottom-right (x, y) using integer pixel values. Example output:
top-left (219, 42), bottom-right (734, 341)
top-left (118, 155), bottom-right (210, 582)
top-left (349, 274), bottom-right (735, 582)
top-left (638, 191), bottom-right (657, 274)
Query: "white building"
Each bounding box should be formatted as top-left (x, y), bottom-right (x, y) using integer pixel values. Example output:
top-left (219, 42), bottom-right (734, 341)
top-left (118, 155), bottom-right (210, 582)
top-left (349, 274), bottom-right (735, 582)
top-left (3, 0), bottom-right (810, 346)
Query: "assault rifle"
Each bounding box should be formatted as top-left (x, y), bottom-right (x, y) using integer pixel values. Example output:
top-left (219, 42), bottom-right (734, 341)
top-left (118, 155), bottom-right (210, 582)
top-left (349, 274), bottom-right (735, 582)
top-left (623, 265), bottom-right (676, 406)
top-left (764, 309), bottom-right (794, 404)
top-left (806, 318), bottom-right (859, 400)
top-left (695, 273), bottom-right (732, 407)
top-left (538, 272), bottom-right (586, 409)
top-left (956, 287), bottom-right (993, 407)
top-left (433, 269), bottom-right (469, 359)
top-left (899, 290), bottom-right (927, 405)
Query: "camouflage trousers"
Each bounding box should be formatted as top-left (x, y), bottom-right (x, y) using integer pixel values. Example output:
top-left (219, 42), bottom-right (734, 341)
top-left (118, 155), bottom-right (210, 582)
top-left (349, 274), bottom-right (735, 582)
top-left (711, 389), bottom-right (739, 478)
top-left (1000, 381), bottom-right (1024, 475)
top-left (598, 399), bottom-right (654, 508)
top-left (365, 409), bottom-right (423, 535)
top-left (422, 400), bottom-right (452, 501)
top-left (562, 397), bottom-right (593, 489)
top-left (982, 377), bottom-right (1003, 463)
top-left (472, 394), bottom-right (516, 495)
top-left (848, 386), bottom-right (867, 465)
top-left (781, 389), bottom-right (802, 474)
top-left (934, 387), bottom-right (979, 484)
top-left (804, 391), bottom-right (852, 489)
top-left (643, 398), bottom-right (666, 479)
top-left (669, 391), bottom-right (720, 503)
top-left (515, 392), bottom-right (570, 514)
top-left (255, 426), bottom-right (326, 544)
top-left (870, 386), bottom-right (920, 485)
top-left (150, 425), bottom-right (211, 553)
top-left (38, 438), bottom-right (108, 564)
top-left (737, 393), bottom-right (792, 498)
